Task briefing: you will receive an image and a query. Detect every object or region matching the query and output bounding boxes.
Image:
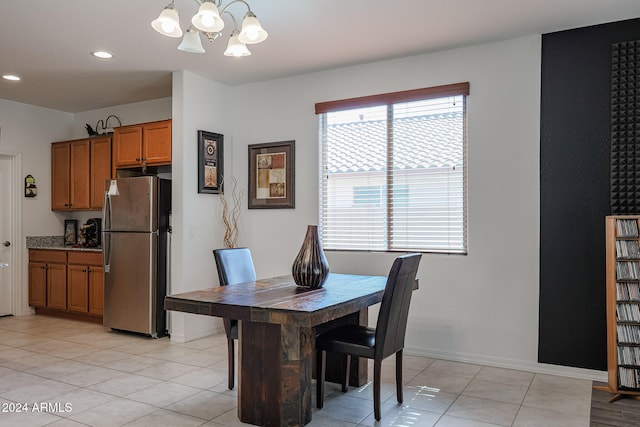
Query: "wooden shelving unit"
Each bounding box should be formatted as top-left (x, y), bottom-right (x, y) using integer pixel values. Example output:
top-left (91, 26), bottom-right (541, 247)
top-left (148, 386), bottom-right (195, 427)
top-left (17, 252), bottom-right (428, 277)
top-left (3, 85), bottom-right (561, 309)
top-left (600, 216), bottom-right (640, 401)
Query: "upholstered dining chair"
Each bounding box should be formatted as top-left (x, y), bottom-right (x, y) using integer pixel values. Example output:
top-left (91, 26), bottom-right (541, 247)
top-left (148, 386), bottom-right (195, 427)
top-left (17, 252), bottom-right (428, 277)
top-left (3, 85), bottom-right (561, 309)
top-left (213, 247), bottom-right (257, 390)
top-left (315, 253), bottom-right (422, 421)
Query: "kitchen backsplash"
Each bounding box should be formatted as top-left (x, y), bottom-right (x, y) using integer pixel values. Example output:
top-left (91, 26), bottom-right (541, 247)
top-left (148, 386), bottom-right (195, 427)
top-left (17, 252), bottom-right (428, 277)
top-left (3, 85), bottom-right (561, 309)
top-left (26, 235), bottom-right (64, 248)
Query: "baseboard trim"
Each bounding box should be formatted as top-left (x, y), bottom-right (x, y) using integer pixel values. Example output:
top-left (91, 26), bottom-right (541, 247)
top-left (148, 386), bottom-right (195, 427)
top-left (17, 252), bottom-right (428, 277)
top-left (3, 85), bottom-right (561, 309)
top-left (404, 345), bottom-right (607, 382)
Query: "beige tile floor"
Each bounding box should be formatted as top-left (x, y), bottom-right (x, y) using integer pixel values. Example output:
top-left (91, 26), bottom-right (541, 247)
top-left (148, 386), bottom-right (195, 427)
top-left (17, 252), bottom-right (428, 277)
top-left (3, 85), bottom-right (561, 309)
top-left (0, 315), bottom-right (592, 426)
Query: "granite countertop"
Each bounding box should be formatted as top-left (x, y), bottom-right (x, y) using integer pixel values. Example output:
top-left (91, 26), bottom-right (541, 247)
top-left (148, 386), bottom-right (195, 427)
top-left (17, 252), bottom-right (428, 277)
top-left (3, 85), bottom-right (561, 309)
top-left (26, 236), bottom-right (102, 252)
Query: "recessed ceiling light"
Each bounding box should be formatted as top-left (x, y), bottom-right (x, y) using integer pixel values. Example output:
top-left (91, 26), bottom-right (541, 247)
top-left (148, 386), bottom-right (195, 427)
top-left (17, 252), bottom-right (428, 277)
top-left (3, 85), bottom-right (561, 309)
top-left (2, 74), bottom-right (21, 81)
top-left (91, 51), bottom-right (113, 59)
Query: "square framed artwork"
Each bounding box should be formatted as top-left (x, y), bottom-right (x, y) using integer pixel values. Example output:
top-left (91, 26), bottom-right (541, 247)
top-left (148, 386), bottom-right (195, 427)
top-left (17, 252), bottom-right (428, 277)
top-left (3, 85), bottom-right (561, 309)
top-left (198, 130), bottom-right (224, 194)
top-left (248, 140), bottom-right (295, 209)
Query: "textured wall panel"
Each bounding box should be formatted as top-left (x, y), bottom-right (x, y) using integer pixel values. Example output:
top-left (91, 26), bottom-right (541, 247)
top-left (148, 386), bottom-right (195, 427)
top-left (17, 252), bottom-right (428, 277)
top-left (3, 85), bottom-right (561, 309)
top-left (611, 40), bottom-right (640, 214)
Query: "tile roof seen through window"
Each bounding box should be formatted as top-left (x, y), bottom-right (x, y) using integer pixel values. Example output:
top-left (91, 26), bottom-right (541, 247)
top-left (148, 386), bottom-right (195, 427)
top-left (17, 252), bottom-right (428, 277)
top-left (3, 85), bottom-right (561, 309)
top-left (326, 112), bottom-right (464, 173)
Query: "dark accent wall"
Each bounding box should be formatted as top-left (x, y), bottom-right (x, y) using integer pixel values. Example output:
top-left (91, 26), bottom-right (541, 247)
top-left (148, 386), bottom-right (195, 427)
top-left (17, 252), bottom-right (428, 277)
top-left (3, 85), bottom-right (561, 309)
top-left (540, 18), bottom-right (640, 370)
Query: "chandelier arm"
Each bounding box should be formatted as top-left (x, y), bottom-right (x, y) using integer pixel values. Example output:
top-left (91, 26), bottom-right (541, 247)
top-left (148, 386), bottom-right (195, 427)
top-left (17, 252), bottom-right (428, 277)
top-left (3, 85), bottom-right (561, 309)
top-left (219, 0), bottom-right (251, 16)
top-left (223, 10), bottom-right (239, 30)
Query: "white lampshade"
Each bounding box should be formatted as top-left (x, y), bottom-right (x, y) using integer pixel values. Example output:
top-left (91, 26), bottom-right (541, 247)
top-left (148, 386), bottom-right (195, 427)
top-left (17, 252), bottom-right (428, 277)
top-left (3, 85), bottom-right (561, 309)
top-left (238, 11), bottom-right (267, 44)
top-left (177, 27), bottom-right (205, 53)
top-left (151, 5), bottom-right (183, 38)
top-left (192, 1), bottom-right (224, 33)
top-left (224, 30), bottom-right (251, 57)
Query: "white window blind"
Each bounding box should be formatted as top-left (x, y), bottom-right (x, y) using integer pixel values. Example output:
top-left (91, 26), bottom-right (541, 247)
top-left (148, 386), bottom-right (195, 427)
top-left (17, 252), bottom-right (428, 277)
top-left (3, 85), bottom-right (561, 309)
top-left (316, 83), bottom-right (468, 254)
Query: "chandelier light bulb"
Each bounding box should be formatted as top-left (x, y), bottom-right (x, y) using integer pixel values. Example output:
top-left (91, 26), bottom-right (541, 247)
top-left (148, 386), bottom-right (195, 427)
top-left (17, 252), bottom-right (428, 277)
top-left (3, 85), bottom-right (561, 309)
top-left (192, 1), bottom-right (224, 33)
top-left (201, 15), bottom-right (214, 28)
top-left (244, 28), bottom-right (259, 42)
top-left (238, 11), bottom-right (267, 44)
top-left (224, 30), bottom-right (251, 57)
top-left (151, 4), bottom-right (183, 38)
top-left (162, 20), bottom-right (176, 33)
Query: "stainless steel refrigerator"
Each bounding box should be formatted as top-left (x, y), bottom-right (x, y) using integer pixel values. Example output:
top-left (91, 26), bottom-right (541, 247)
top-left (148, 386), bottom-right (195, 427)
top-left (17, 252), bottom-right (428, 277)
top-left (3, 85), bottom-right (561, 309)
top-left (102, 176), bottom-right (171, 337)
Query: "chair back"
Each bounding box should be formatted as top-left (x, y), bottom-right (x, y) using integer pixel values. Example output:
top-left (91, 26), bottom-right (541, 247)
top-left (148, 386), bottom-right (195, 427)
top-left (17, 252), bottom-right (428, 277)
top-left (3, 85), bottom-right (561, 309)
top-left (374, 253), bottom-right (422, 360)
top-left (213, 247), bottom-right (257, 287)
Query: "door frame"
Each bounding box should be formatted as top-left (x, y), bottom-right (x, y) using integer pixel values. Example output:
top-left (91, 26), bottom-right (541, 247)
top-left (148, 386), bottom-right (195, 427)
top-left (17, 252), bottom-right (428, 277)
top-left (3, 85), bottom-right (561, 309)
top-left (0, 153), bottom-right (23, 316)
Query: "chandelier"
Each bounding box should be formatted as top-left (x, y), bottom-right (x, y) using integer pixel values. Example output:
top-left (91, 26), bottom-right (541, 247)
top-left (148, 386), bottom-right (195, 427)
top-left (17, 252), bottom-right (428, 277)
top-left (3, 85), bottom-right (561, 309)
top-left (151, 0), bottom-right (268, 57)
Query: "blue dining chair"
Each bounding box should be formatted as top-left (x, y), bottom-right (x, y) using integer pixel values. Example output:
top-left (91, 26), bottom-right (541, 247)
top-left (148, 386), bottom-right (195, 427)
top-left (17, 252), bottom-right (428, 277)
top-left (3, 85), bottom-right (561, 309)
top-left (213, 247), bottom-right (257, 390)
top-left (315, 253), bottom-right (422, 421)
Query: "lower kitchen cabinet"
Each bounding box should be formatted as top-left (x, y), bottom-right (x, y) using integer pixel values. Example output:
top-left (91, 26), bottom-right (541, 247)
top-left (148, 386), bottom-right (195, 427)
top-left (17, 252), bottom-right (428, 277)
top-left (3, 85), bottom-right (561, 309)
top-left (28, 249), bottom-right (67, 309)
top-left (28, 262), bottom-right (47, 307)
top-left (28, 249), bottom-right (103, 322)
top-left (89, 266), bottom-right (104, 316)
top-left (47, 263), bottom-right (68, 310)
top-left (68, 252), bottom-right (103, 315)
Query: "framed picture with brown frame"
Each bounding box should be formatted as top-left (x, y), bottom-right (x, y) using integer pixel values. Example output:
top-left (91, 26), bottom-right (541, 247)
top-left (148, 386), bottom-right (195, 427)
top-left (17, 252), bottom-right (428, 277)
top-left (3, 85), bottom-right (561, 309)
top-left (248, 140), bottom-right (295, 209)
top-left (198, 130), bottom-right (224, 194)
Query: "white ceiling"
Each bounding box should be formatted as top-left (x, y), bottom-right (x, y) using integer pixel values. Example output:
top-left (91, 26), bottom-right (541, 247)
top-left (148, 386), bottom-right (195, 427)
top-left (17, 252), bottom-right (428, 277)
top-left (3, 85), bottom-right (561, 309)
top-left (1, 0), bottom-right (640, 113)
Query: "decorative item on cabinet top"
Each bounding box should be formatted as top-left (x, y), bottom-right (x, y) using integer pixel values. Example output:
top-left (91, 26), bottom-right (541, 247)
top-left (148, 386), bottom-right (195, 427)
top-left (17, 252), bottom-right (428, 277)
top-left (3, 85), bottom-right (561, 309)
top-left (86, 115), bottom-right (121, 136)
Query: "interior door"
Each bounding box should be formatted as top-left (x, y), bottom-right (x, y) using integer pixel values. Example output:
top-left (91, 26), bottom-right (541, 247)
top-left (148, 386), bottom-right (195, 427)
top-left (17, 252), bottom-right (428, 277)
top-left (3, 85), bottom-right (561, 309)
top-left (0, 155), bottom-right (13, 315)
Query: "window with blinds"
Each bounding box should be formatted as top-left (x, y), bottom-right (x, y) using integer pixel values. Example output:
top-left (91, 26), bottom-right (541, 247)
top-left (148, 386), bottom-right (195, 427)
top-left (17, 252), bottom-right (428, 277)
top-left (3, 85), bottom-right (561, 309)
top-left (316, 83), bottom-right (468, 254)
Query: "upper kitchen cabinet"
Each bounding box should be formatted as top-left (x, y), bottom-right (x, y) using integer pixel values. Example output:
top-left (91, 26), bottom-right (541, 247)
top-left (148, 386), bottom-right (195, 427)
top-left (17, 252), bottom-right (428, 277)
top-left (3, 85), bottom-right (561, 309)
top-left (90, 136), bottom-right (112, 209)
top-left (51, 136), bottom-right (111, 211)
top-left (113, 119), bottom-right (171, 173)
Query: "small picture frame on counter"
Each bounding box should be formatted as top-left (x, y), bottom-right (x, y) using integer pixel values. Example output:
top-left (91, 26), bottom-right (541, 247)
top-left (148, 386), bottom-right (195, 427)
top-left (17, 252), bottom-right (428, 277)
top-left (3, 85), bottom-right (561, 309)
top-left (64, 220), bottom-right (77, 246)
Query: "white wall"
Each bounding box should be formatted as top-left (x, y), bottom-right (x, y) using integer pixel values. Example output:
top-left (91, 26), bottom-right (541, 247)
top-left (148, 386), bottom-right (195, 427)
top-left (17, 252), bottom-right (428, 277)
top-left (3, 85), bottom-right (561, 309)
top-left (223, 36), bottom-right (546, 372)
top-left (0, 99), bottom-right (73, 314)
top-left (169, 71), bottom-right (231, 342)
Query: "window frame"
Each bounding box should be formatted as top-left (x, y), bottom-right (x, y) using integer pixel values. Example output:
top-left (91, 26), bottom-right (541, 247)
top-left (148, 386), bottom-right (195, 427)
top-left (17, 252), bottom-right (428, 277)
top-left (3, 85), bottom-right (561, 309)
top-left (316, 82), bottom-right (469, 255)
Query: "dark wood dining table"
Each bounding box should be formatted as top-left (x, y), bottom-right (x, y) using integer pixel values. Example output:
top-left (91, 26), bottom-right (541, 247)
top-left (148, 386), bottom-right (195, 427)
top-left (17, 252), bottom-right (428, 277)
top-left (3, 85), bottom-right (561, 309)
top-left (164, 273), bottom-right (392, 427)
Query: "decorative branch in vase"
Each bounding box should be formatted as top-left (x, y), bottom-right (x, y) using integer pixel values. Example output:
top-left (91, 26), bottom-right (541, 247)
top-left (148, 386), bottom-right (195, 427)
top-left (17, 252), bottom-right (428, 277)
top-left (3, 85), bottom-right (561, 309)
top-left (219, 176), bottom-right (244, 248)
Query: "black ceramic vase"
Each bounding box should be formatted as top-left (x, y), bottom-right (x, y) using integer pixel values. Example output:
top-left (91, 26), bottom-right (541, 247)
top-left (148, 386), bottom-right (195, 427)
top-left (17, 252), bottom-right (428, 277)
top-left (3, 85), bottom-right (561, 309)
top-left (292, 225), bottom-right (329, 289)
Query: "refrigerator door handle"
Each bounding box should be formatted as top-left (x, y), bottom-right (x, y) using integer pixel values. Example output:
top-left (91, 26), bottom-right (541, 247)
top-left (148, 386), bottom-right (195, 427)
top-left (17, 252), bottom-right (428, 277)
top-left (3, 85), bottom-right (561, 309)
top-left (103, 190), bottom-right (112, 231)
top-left (103, 232), bottom-right (111, 273)
top-left (103, 191), bottom-right (112, 273)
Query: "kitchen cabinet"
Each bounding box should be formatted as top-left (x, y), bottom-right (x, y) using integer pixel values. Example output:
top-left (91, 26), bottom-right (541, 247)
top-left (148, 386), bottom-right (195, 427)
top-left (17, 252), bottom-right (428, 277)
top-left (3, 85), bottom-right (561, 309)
top-left (28, 249), bottom-right (103, 322)
top-left (90, 136), bottom-right (112, 209)
top-left (68, 252), bottom-right (103, 315)
top-left (113, 119), bottom-right (171, 173)
top-left (51, 136), bottom-right (111, 211)
top-left (28, 262), bottom-right (47, 307)
top-left (89, 266), bottom-right (104, 316)
top-left (28, 250), bottom-right (67, 310)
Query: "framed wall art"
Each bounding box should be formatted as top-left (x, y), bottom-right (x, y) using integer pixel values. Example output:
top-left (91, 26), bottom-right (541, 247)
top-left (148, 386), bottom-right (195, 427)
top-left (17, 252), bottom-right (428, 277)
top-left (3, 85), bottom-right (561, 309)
top-left (248, 140), bottom-right (295, 209)
top-left (198, 130), bottom-right (224, 194)
top-left (64, 220), bottom-right (77, 246)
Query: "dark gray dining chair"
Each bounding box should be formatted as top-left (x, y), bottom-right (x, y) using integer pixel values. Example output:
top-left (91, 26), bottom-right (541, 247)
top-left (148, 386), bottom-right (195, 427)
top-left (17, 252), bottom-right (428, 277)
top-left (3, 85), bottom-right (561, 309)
top-left (315, 253), bottom-right (421, 421)
top-left (213, 247), bottom-right (257, 390)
